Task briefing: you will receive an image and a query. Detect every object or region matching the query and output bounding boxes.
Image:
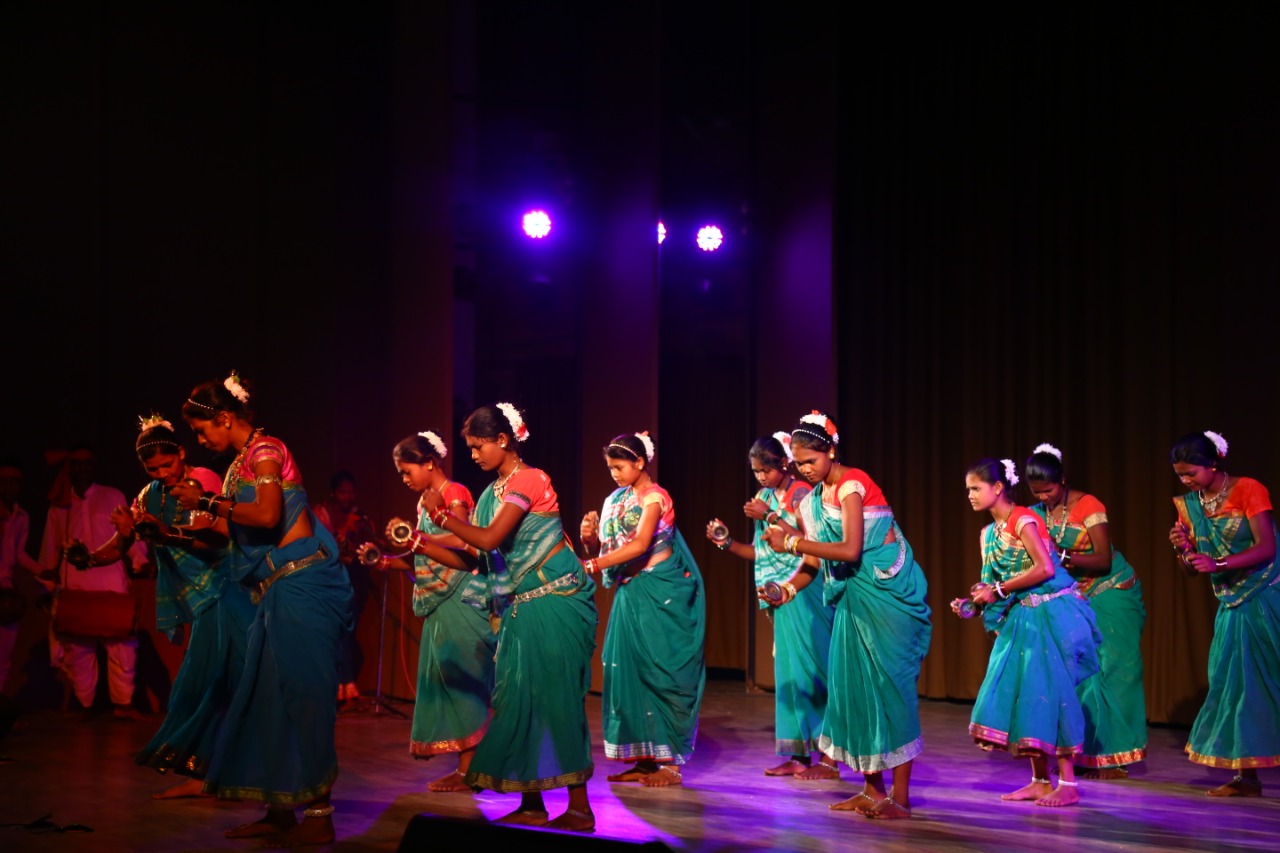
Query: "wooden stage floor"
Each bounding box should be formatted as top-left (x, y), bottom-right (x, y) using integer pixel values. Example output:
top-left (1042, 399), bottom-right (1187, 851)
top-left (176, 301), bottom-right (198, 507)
top-left (1, 676), bottom-right (1277, 852)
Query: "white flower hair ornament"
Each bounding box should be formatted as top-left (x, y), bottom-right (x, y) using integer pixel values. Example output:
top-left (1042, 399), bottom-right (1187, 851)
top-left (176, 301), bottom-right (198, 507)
top-left (138, 413), bottom-right (174, 433)
top-left (496, 402), bottom-right (529, 442)
top-left (224, 371), bottom-right (250, 404)
top-left (1001, 458), bottom-right (1020, 487)
top-left (1204, 430), bottom-right (1229, 458)
top-left (1033, 442), bottom-right (1063, 461)
top-left (800, 410), bottom-right (840, 445)
top-left (418, 430), bottom-right (448, 458)
top-left (634, 431), bottom-right (656, 462)
top-left (773, 431), bottom-right (794, 463)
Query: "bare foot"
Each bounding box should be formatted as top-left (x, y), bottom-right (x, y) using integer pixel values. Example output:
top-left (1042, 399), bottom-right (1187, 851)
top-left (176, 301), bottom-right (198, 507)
top-left (152, 777), bottom-right (211, 800)
top-left (1001, 780), bottom-right (1053, 802)
top-left (225, 811), bottom-right (297, 839)
top-left (546, 808), bottom-right (595, 832)
top-left (795, 762), bottom-right (839, 781)
top-left (606, 764), bottom-right (655, 782)
top-left (1036, 784), bottom-right (1080, 807)
top-left (1207, 777), bottom-right (1262, 798)
top-left (830, 791), bottom-right (879, 813)
top-left (259, 814), bottom-right (335, 848)
top-left (493, 808), bottom-right (548, 826)
top-left (867, 797), bottom-right (912, 819)
top-left (427, 770), bottom-right (472, 793)
top-left (1077, 766), bottom-right (1128, 780)
top-left (641, 766), bottom-right (683, 787)
top-left (764, 759), bottom-right (808, 776)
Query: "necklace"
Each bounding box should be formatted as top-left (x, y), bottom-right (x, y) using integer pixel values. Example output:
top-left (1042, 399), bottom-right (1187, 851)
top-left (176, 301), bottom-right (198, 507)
top-left (1198, 472), bottom-right (1231, 516)
top-left (222, 427), bottom-right (263, 497)
top-left (1049, 488), bottom-right (1070, 544)
top-left (492, 462), bottom-right (522, 498)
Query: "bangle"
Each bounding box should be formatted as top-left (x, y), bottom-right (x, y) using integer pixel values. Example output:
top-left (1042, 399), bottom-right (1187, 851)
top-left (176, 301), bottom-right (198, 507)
top-left (779, 580), bottom-right (797, 603)
top-left (786, 535), bottom-right (802, 556)
top-left (432, 508), bottom-right (451, 527)
top-left (209, 496), bottom-right (225, 517)
top-left (227, 500), bottom-right (238, 522)
top-left (765, 511), bottom-right (779, 524)
top-left (993, 581), bottom-right (1009, 599)
top-left (197, 492), bottom-right (214, 513)
top-left (584, 558), bottom-right (598, 574)
top-left (1215, 558), bottom-right (1229, 570)
top-left (715, 536), bottom-right (732, 551)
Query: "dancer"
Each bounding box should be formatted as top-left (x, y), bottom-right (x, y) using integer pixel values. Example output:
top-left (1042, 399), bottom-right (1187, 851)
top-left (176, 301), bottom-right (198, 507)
top-left (84, 415), bottom-right (253, 799)
top-left (173, 372), bottom-right (353, 847)
top-left (581, 432), bottom-right (706, 787)
top-left (955, 457), bottom-right (1100, 808)
top-left (1169, 430), bottom-right (1280, 797)
top-left (1025, 442), bottom-right (1147, 779)
top-left (706, 432), bottom-right (835, 779)
top-left (419, 403), bottom-right (598, 832)
top-left (762, 411), bottom-right (931, 819)
top-left (359, 429), bottom-right (494, 793)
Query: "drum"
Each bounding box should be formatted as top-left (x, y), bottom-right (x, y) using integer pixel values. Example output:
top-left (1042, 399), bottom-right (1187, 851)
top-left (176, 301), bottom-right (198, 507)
top-left (51, 588), bottom-right (139, 638)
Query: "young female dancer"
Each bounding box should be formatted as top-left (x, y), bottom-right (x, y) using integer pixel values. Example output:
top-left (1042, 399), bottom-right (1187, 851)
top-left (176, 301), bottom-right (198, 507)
top-left (706, 433), bottom-right (834, 779)
top-left (954, 457), bottom-right (1100, 808)
top-left (361, 430), bottom-right (494, 792)
top-left (419, 403), bottom-right (598, 831)
top-left (1169, 430), bottom-right (1280, 797)
top-left (1025, 442), bottom-right (1147, 779)
top-left (763, 411), bottom-right (931, 818)
top-left (582, 432), bottom-right (706, 787)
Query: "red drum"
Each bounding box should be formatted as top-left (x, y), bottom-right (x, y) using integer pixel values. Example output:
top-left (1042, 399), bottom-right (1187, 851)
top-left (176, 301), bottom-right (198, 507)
top-left (52, 589), bottom-right (139, 638)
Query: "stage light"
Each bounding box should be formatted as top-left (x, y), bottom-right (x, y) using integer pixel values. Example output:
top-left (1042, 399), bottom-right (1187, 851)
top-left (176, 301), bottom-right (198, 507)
top-left (657, 222), bottom-right (666, 244)
top-left (522, 210), bottom-right (552, 239)
top-left (696, 225), bottom-right (724, 251)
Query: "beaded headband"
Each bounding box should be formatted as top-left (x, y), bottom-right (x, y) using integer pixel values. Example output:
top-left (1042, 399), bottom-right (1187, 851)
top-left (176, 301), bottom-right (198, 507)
top-left (185, 398), bottom-right (217, 414)
top-left (608, 442), bottom-right (643, 461)
top-left (791, 426), bottom-right (833, 445)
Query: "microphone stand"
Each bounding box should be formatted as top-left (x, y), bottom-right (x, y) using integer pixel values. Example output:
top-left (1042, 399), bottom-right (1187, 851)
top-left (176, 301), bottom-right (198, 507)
top-left (369, 567), bottom-right (409, 718)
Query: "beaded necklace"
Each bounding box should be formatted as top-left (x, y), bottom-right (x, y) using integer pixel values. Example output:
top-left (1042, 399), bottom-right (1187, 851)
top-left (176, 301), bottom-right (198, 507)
top-left (492, 462), bottom-right (522, 499)
top-left (1048, 488), bottom-right (1071, 545)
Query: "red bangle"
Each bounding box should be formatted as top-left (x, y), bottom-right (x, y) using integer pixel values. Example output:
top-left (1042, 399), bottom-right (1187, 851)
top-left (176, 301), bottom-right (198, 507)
top-left (432, 508), bottom-right (451, 527)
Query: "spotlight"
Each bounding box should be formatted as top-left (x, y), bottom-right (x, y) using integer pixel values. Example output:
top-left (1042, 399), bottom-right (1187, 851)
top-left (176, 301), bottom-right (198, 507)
top-left (657, 222), bottom-right (666, 244)
top-left (522, 210), bottom-right (552, 239)
top-left (696, 225), bottom-right (724, 252)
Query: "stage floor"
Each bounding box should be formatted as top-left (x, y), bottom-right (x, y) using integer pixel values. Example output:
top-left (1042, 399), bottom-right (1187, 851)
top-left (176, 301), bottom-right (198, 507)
top-left (0, 676), bottom-right (1276, 852)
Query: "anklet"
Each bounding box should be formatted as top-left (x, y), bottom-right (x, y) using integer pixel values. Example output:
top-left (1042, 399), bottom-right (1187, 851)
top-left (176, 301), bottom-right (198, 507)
top-left (1057, 780), bottom-right (1078, 787)
top-left (1032, 777), bottom-right (1051, 784)
top-left (303, 805), bottom-right (335, 818)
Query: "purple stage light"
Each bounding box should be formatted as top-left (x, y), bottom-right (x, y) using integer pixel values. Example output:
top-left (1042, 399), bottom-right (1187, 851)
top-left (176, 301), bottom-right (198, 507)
top-left (696, 225), bottom-right (724, 251)
top-left (522, 210), bottom-right (552, 239)
top-left (657, 222), bottom-right (666, 244)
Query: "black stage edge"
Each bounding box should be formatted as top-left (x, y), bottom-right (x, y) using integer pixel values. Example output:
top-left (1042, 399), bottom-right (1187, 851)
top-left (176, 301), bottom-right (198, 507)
top-left (398, 812), bottom-right (677, 851)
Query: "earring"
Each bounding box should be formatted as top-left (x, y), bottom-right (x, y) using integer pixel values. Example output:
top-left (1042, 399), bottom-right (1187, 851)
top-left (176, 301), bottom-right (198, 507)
top-left (500, 442), bottom-right (507, 449)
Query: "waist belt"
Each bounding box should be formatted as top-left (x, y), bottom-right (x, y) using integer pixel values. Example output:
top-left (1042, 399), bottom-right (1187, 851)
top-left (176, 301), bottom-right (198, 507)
top-left (250, 544), bottom-right (329, 605)
top-left (509, 570), bottom-right (579, 617)
top-left (1088, 573), bottom-right (1137, 598)
top-left (1020, 584), bottom-right (1082, 609)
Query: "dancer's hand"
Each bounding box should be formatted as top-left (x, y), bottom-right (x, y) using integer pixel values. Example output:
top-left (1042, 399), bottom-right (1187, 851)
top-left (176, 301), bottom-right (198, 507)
top-left (742, 498), bottom-right (770, 521)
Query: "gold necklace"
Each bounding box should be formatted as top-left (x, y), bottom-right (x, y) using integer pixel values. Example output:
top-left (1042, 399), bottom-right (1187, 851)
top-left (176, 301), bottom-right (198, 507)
top-left (222, 427), bottom-right (263, 497)
top-left (1198, 472), bottom-right (1231, 515)
top-left (1049, 488), bottom-right (1070, 543)
top-left (492, 462), bottom-right (521, 498)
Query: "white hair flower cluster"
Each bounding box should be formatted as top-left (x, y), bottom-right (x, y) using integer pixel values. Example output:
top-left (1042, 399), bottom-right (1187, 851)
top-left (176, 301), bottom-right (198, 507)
top-left (1033, 442), bottom-right (1062, 460)
top-left (496, 402), bottom-right (529, 442)
top-left (1001, 458), bottom-right (1020, 486)
top-left (138, 413), bottom-right (174, 433)
top-left (224, 371), bottom-right (250, 404)
top-left (773, 431), bottom-right (794, 463)
top-left (418, 430), bottom-right (447, 458)
top-left (1203, 430), bottom-right (1229, 458)
top-left (634, 431), bottom-right (655, 462)
top-left (800, 410), bottom-right (840, 445)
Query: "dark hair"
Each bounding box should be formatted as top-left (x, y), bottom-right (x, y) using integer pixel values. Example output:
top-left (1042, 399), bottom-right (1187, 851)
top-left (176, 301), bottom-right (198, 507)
top-left (967, 457), bottom-right (1015, 490)
top-left (329, 469), bottom-right (356, 491)
top-left (604, 433), bottom-right (650, 464)
top-left (462, 404), bottom-right (522, 442)
top-left (393, 433), bottom-right (445, 466)
top-left (789, 414), bottom-right (838, 453)
top-left (135, 423), bottom-right (182, 462)
top-left (1023, 447), bottom-right (1065, 484)
top-left (182, 375), bottom-right (255, 422)
top-left (749, 436), bottom-right (789, 471)
top-left (1170, 431), bottom-right (1223, 467)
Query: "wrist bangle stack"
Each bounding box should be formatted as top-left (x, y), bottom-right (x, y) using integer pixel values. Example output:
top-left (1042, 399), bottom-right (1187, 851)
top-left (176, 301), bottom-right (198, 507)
top-left (779, 580), bottom-right (797, 603)
top-left (715, 536), bottom-right (732, 551)
top-left (783, 535), bottom-right (802, 555)
top-left (993, 581), bottom-right (1009, 599)
top-left (584, 558), bottom-right (598, 574)
top-left (432, 508), bottom-right (451, 527)
top-left (197, 492), bottom-right (214, 513)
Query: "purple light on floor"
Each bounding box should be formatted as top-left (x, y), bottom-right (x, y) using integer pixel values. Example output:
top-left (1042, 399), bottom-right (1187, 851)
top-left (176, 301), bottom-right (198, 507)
top-left (657, 222), bottom-right (666, 244)
top-left (522, 210), bottom-right (552, 239)
top-left (696, 225), bottom-right (723, 251)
